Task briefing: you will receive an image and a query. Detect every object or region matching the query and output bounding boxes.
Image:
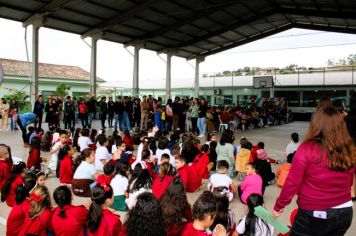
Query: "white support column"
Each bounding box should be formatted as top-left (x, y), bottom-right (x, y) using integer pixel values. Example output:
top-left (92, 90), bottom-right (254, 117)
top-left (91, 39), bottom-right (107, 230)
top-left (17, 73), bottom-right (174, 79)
top-left (31, 25), bottom-right (39, 107)
top-left (133, 46), bottom-right (140, 97)
top-left (194, 58), bottom-right (204, 97)
top-left (165, 53), bottom-right (172, 101)
top-left (90, 37), bottom-right (98, 95)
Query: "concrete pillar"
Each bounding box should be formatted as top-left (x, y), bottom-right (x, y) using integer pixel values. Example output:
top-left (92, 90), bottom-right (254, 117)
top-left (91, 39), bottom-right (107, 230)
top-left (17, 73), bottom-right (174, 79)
top-left (90, 37), bottom-right (97, 95)
top-left (300, 90), bottom-right (303, 106)
top-left (133, 46), bottom-right (140, 97)
top-left (165, 53), bottom-right (172, 101)
top-left (31, 25), bottom-right (39, 107)
top-left (346, 90), bottom-right (350, 106)
top-left (194, 58), bottom-right (203, 97)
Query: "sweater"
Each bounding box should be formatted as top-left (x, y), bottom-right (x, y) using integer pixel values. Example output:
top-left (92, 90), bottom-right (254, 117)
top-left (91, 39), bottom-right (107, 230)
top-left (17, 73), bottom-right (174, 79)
top-left (240, 173), bottom-right (263, 204)
top-left (274, 141), bottom-right (355, 212)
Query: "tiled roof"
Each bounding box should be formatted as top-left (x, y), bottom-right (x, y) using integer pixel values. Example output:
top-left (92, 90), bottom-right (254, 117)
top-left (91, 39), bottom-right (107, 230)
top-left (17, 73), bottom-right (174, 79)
top-left (0, 58), bottom-right (104, 82)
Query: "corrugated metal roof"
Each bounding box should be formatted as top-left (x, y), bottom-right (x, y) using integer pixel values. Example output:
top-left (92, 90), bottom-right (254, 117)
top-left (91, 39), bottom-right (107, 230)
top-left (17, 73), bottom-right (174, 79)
top-left (0, 0), bottom-right (356, 59)
top-left (0, 58), bottom-right (104, 82)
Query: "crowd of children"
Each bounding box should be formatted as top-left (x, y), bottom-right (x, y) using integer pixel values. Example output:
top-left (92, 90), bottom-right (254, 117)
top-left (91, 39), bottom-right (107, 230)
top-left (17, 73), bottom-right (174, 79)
top-left (0, 123), bottom-right (303, 236)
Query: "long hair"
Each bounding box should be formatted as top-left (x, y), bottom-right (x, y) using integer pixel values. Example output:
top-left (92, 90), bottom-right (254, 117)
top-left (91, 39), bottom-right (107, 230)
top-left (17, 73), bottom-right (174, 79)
top-left (304, 105), bottom-right (356, 171)
top-left (128, 164), bottom-right (152, 193)
top-left (210, 190), bottom-right (231, 232)
top-left (53, 185), bottom-right (72, 218)
top-left (1, 161), bottom-right (26, 202)
top-left (126, 192), bottom-right (166, 236)
top-left (244, 194), bottom-right (270, 236)
top-left (220, 129), bottom-right (234, 145)
top-left (29, 137), bottom-right (41, 153)
top-left (58, 143), bottom-right (72, 160)
top-left (88, 184), bottom-right (113, 233)
top-left (15, 172), bottom-right (36, 204)
top-left (160, 176), bottom-right (190, 232)
top-left (29, 185), bottom-right (51, 219)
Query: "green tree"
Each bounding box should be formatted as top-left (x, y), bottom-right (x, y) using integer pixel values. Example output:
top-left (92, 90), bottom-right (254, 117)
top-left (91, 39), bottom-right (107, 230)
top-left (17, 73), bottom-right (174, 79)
top-left (222, 70), bottom-right (231, 76)
top-left (347, 54), bottom-right (356, 65)
top-left (55, 83), bottom-right (71, 97)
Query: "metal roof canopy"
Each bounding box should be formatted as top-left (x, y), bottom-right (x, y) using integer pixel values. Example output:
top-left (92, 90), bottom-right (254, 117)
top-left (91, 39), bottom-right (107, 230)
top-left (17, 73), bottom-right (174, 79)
top-left (1, 0), bottom-right (356, 60)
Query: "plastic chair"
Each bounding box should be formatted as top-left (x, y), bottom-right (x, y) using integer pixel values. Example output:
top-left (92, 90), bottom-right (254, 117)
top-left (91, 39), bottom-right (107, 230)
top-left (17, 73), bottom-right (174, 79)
top-left (218, 115), bottom-right (228, 132)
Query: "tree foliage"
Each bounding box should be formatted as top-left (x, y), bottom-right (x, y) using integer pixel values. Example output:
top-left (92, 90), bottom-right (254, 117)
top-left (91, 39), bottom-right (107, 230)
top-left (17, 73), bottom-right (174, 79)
top-left (55, 83), bottom-right (71, 97)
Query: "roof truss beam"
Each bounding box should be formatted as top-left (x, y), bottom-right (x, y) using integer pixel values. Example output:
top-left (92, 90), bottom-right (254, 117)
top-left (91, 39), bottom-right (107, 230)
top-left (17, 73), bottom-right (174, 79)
top-left (189, 23), bottom-right (292, 59)
top-left (23, 0), bottom-right (80, 27)
top-left (81, 0), bottom-right (160, 38)
top-left (126, 0), bottom-right (238, 44)
top-left (279, 7), bottom-right (356, 20)
top-left (294, 23), bottom-right (356, 34)
top-left (159, 8), bottom-right (276, 52)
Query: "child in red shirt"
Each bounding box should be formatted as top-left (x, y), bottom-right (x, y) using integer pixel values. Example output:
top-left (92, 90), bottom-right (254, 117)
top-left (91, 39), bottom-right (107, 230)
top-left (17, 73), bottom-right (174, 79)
top-left (6, 172), bottom-right (37, 236)
top-left (27, 136), bottom-right (42, 170)
top-left (141, 148), bottom-right (155, 178)
top-left (192, 144), bottom-right (211, 179)
top-left (0, 145), bottom-right (11, 190)
top-left (123, 130), bottom-right (134, 151)
top-left (176, 155), bottom-right (202, 192)
top-left (52, 185), bottom-right (88, 236)
top-left (87, 180), bottom-right (122, 236)
top-left (58, 143), bottom-right (76, 185)
top-left (152, 162), bottom-right (175, 199)
top-left (1, 161), bottom-right (26, 207)
top-left (181, 191), bottom-right (226, 236)
top-left (19, 185), bottom-right (52, 236)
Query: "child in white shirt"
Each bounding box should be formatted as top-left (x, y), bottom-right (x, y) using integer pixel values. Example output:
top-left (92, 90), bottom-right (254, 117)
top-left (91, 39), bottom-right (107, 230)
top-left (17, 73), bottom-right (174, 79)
top-left (95, 135), bottom-right (111, 172)
top-left (208, 160), bottom-right (236, 202)
top-left (77, 128), bottom-right (92, 152)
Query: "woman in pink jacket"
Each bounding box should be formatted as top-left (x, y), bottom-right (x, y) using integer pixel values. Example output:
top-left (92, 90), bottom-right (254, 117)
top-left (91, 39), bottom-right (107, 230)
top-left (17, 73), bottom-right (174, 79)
top-left (273, 105), bottom-right (356, 236)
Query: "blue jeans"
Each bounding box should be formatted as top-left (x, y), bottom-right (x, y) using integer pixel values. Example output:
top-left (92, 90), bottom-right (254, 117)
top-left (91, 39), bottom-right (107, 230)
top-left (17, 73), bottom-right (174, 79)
top-left (10, 117), bottom-right (18, 130)
top-left (115, 113), bottom-right (122, 130)
top-left (197, 117), bottom-right (206, 135)
top-left (122, 111), bottom-right (132, 131)
top-left (88, 112), bottom-right (94, 127)
top-left (154, 112), bottom-right (163, 131)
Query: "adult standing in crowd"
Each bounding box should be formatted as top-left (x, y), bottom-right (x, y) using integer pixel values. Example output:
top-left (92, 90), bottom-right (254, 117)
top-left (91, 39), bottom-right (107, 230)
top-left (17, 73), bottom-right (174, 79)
top-left (45, 97), bottom-right (55, 129)
top-left (140, 95), bottom-right (149, 131)
top-left (9, 99), bottom-right (19, 131)
top-left (133, 98), bottom-right (141, 130)
top-left (165, 98), bottom-right (173, 131)
top-left (0, 98), bottom-right (10, 131)
top-left (17, 112), bottom-right (37, 145)
top-left (107, 96), bottom-right (115, 128)
top-left (345, 93), bottom-right (356, 201)
top-left (87, 95), bottom-right (96, 128)
top-left (189, 98), bottom-right (199, 135)
top-left (64, 96), bottom-right (75, 130)
top-left (273, 105), bottom-right (356, 235)
top-left (216, 129), bottom-right (235, 177)
top-left (78, 99), bottom-right (88, 128)
top-left (33, 95), bottom-right (44, 129)
top-left (99, 96), bottom-right (108, 129)
top-left (197, 98), bottom-right (208, 138)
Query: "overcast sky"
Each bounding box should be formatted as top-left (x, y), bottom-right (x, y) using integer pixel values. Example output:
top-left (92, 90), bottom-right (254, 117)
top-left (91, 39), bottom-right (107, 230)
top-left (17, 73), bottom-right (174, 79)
top-left (1, 18), bottom-right (356, 88)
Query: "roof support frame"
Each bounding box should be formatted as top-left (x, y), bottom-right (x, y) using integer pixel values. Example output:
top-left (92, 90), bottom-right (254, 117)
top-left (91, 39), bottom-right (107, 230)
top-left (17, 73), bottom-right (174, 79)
top-left (190, 23), bottom-right (292, 59)
top-left (294, 22), bottom-right (356, 34)
top-left (81, 0), bottom-right (161, 38)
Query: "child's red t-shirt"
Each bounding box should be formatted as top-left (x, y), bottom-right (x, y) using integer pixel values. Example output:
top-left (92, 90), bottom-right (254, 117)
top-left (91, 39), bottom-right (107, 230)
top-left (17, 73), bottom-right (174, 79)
top-left (0, 160), bottom-right (10, 190)
top-left (181, 223), bottom-right (211, 236)
top-left (51, 205), bottom-right (88, 236)
top-left (19, 209), bottom-right (52, 236)
top-left (152, 175), bottom-right (174, 199)
top-left (6, 174), bottom-right (24, 207)
top-left (177, 165), bottom-right (202, 192)
top-left (6, 198), bottom-right (31, 236)
top-left (87, 209), bottom-right (122, 236)
top-left (192, 152), bottom-right (210, 179)
top-left (123, 136), bottom-right (134, 150)
top-left (59, 155), bottom-right (74, 184)
top-left (27, 148), bottom-right (41, 170)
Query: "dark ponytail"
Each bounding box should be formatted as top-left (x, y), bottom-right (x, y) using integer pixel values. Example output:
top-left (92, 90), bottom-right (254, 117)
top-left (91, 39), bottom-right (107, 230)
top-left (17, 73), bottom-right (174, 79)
top-left (58, 144), bottom-right (72, 160)
top-left (15, 172), bottom-right (36, 204)
top-left (245, 194), bottom-right (270, 236)
top-left (88, 184), bottom-right (113, 232)
top-left (53, 186), bottom-right (72, 218)
top-left (1, 161), bottom-right (26, 202)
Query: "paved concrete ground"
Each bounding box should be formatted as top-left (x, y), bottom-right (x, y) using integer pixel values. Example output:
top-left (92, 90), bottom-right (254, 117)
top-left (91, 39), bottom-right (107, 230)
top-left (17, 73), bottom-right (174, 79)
top-left (0, 121), bottom-right (355, 235)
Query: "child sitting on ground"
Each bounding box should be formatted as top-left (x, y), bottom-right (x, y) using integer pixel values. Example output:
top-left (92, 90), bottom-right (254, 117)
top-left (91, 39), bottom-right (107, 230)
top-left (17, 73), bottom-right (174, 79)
top-left (152, 162), bottom-right (175, 200)
top-left (153, 153), bottom-right (170, 175)
top-left (235, 194), bottom-right (274, 236)
top-left (78, 128), bottom-right (92, 152)
top-left (255, 147), bottom-right (276, 186)
top-left (208, 160), bottom-right (236, 202)
top-left (110, 162), bottom-right (131, 211)
top-left (97, 162), bottom-right (116, 184)
top-left (235, 140), bottom-right (252, 180)
top-left (238, 162), bottom-right (263, 204)
top-left (192, 144), bottom-right (212, 179)
top-left (123, 130), bottom-right (134, 151)
top-left (0, 145), bottom-right (10, 191)
top-left (276, 152), bottom-right (294, 188)
top-left (176, 154), bottom-right (202, 193)
top-left (182, 191), bottom-right (226, 236)
top-left (27, 136), bottom-right (42, 171)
